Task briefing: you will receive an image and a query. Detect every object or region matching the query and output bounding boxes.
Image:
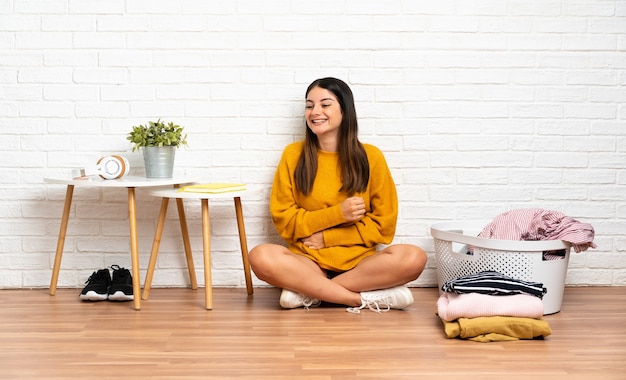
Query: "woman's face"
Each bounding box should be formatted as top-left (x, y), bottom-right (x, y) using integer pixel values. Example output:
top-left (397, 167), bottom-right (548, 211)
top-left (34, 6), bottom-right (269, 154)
top-left (305, 86), bottom-right (343, 140)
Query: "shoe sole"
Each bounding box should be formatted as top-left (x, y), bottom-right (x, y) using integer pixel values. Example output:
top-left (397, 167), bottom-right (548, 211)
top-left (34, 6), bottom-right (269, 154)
top-left (107, 291), bottom-right (134, 301)
top-left (79, 291), bottom-right (108, 301)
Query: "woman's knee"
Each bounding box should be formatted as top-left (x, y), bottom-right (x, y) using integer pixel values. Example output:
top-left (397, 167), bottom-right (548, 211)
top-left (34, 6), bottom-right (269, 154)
top-left (390, 244), bottom-right (428, 280)
top-left (248, 243), bottom-right (275, 271)
top-left (410, 245), bottom-right (428, 273)
top-left (248, 243), bottom-right (289, 280)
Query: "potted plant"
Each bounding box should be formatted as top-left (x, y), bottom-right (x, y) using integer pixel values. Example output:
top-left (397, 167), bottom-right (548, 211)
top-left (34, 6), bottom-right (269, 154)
top-left (127, 119), bottom-right (188, 178)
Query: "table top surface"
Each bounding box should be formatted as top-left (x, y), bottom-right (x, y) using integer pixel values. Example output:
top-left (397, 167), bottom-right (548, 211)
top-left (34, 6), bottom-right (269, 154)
top-left (44, 175), bottom-right (195, 188)
top-left (146, 187), bottom-right (260, 199)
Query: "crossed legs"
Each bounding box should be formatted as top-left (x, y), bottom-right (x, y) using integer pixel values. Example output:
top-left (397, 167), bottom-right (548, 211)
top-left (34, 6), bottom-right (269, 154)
top-left (248, 244), bottom-right (427, 307)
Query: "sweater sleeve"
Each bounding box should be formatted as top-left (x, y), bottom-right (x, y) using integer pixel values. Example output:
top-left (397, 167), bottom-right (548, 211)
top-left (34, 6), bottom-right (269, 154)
top-left (270, 145), bottom-right (347, 243)
top-left (323, 146), bottom-right (398, 248)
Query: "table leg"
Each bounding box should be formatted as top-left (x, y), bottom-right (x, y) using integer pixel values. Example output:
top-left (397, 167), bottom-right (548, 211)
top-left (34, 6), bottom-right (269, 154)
top-left (127, 187), bottom-right (141, 311)
top-left (234, 197), bottom-right (254, 295)
top-left (201, 199), bottom-right (213, 310)
top-left (142, 197), bottom-right (169, 301)
top-left (49, 185), bottom-right (74, 296)
top-left (175, 198), bottom-right (198, 289)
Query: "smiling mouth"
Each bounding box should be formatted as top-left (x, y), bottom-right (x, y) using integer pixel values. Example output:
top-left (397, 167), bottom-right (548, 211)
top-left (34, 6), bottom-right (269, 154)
top-left (311, 119), bottom-right (327, 125)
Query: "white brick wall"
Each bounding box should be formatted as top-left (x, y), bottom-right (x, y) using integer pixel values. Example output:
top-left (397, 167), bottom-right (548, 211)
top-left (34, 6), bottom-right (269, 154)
top-left (1, 0), bottom-right (624, 290)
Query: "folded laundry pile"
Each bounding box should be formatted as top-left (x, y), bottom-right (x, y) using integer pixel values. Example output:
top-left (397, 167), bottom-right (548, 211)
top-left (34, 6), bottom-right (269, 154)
top-left (437, 271), bottom-right (551, 342)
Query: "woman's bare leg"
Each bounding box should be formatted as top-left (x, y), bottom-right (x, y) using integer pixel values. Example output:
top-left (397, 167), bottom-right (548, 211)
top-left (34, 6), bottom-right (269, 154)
top-left (331, 244), bottom-right (427, 292)
top-left (248, 243), bottom-right (362, 306)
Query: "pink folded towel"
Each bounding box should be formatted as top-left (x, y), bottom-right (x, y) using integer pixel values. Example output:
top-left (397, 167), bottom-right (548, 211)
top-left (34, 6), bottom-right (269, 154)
top-left (437, 292), bottom-right (545, 322)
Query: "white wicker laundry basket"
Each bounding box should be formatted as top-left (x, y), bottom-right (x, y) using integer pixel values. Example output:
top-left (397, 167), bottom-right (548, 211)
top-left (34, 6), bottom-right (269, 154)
top-left (430, 221), bottom-right (571, 315)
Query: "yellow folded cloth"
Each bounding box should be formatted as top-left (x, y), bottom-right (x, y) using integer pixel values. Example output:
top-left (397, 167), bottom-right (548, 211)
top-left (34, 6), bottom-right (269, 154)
top-left (442, 316), bottom-right (552, 342)
top-left (178, 183), bottom-right (247, 194)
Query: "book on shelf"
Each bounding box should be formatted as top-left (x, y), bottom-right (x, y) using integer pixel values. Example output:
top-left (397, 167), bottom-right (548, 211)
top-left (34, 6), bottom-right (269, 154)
top-left (178, 183), bottom-right (247, 194)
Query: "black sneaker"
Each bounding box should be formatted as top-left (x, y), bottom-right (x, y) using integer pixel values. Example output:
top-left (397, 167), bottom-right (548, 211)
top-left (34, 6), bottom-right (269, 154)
top-left (108, 265), bottom-right (134, 301)
top-left (79, 268), bottom-right (111, 301)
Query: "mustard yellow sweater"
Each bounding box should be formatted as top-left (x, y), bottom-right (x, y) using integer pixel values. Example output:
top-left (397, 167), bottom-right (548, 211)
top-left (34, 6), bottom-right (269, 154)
top-left (270, 141), bottom-right (398, 272)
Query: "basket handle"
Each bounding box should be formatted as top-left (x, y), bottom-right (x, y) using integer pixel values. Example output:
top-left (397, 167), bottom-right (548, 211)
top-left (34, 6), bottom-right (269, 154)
top-left (430, 221), bottom-right (571, 251)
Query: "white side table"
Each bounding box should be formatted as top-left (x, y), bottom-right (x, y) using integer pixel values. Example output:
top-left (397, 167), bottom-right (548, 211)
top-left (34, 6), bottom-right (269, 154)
top-left (142, 187), bottom-right (257, 309)
top-left (44, 176), bottom-right (194, 310)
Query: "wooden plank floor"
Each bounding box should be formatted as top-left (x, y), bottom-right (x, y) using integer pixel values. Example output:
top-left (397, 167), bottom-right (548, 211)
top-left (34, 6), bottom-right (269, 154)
top-left (0, 286), bottom-right (624, 379)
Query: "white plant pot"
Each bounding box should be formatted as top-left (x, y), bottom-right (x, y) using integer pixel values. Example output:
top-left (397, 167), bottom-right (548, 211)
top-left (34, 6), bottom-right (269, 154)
top-left (142, 146), bottom-right (176, 178)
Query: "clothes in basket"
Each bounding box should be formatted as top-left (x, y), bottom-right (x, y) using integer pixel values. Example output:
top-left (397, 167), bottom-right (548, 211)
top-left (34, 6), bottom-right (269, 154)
top-left (478, 208), bottom-right (597, 253)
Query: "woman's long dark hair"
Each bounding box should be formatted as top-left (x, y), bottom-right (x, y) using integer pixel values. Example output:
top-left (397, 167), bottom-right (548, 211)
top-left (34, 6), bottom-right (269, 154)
top-left (294, 77), bottom-right (369, 195)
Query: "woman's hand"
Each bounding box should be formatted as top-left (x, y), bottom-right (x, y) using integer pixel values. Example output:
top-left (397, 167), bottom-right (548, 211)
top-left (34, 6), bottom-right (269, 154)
top-left (341, 196), bottom-right (366, 222)
top-left (301, 231), bottom-right (325, 250)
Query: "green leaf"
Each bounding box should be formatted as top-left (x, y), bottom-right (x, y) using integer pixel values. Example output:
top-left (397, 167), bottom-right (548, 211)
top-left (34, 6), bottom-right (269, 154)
top-left (126, 119), bottom-right (188, 152)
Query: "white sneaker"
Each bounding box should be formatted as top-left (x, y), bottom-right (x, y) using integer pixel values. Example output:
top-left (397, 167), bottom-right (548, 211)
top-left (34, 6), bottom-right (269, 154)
top-left (347, 286), bottom-right (414, 314)
top-left (279, 289), bottom-right (321, 310)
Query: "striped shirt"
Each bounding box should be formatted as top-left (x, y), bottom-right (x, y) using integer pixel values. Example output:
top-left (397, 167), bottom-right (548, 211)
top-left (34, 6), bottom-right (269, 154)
top-left (441, 271), bottom-right (547, 299)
